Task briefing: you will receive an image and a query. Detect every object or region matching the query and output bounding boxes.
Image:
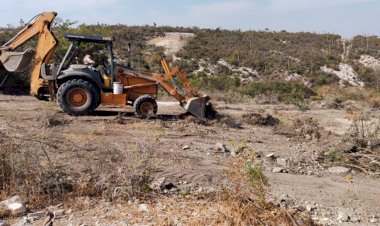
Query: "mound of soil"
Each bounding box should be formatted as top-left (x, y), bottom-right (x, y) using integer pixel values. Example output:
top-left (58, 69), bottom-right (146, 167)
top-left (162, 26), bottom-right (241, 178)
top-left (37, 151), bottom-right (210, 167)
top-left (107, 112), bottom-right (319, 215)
top-left (242, 113), bottom-right (279, 126)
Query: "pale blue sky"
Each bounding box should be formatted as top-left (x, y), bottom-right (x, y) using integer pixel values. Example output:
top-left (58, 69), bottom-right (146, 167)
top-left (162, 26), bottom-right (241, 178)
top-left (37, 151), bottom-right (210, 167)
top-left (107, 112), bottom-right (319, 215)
top-left (0, 0), bottom-right (378, 38)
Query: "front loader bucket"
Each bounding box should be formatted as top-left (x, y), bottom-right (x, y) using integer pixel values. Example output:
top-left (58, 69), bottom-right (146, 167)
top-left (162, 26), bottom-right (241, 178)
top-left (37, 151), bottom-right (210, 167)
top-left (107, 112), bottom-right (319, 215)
top-left (0, 49), bottom-right (34, 73)
top-left (182, 95), bottom-right (212, 119)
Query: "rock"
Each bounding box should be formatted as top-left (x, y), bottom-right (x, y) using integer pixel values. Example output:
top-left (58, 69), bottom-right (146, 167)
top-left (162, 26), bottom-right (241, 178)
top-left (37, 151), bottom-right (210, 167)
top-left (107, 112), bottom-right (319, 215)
top-left (370, 217), bottom-right (378, 223)
top-left (138, 203), bottom-right (149, 212)
top-left (272, 167), bottom-right (285, 173)
top-left (276, 157), bottom-right (288, 167)
top-left (54, 209), bottom-right (65, 217)
top-left (337, 209), bottom-right (350, 222)
top-left (8, 203), bottom-right (27, 214)
top-left (266, 153), bottom-right (275, 158)
top-left (306, 205), bottom-right (316, 212)
top-left (327, 166), bottom-right (350, 174)
top-left (182, 145), bottom-right (190, 150)
top-left (149, 177), bottom-right (166, 190)
top-left (0, 220), bottom-right (9, 226)
top-left (0, 195), bottom-right (21, 207)
top-left (27, 211), bottom-right (46, 219)
top-left (350, 216), bottom-right (360, 222)
top-left (215, 143), bottom-right (228, 152)
top-left (0, 195), bottom-right (26, 214)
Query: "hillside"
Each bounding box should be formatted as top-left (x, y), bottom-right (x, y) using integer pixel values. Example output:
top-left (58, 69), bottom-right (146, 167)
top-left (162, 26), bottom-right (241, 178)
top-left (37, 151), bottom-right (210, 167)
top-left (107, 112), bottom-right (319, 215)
top-left (1, 24), bottom-right (380, 102)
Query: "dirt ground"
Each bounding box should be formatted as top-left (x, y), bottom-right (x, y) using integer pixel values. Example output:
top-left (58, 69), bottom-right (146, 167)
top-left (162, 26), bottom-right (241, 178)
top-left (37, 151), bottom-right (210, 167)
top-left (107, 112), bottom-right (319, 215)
top-left (1, 94), bottom-right (379, 225)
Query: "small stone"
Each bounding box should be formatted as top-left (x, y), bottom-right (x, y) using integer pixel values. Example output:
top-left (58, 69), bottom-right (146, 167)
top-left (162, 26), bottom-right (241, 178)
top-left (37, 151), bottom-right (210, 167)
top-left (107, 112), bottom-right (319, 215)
top-left (215, 143), bottom-right (228, 152)
top-left (138, 204), bottom-right (149, 212)
top-left (276, 157), bottom-right (288, 167)
top-left (27, 211), bottom-right (46, 219)
top-left (328, 166), bottom-right (350, 174)
top-left (266, 153), bottom-right (275, 158)
top-left (306, 205), bottom-right (316, 212)
top-left (350, 216), bottom-right (360, 222)
top-left (337, 209), bottom-right (350, 222)
top-left (272, 167), bottom-right (285, 173)
top-left (370, 218), bottom-right (378, 223)
top-left (149, 177), bottom-right (166, 190)
top-left (54, 209), bottom-right (65, 217)
top-left (0, 220), bottom-right (9, 226)
top-left (182, 145), bottom-right (190, 150)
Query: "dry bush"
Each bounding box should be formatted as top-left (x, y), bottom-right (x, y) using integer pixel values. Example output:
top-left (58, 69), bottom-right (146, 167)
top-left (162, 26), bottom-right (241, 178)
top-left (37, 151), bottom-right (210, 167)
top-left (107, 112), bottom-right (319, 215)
top-left (242, 113), bottom-right (279, 126)
top-left (293, 117), bottom-right (321, 140)
top-left (274, 116), bottom-right (322, 141)
top-left (341, 111), bottom-right (380, 175)
top-left (0, 132), bottom-right (74, 208)
top-left (317, 85), bottom-right (380, 109)
top-left (181, 158), bottom-right (315, 226)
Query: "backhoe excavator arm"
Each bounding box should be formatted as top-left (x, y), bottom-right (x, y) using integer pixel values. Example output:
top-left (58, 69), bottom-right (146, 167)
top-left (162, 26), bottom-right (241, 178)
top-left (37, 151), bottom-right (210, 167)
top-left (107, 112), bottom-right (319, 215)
top-left (0, 12), bottom-right (58, 98)
top-left (119, 60), bottom-right (213, 118)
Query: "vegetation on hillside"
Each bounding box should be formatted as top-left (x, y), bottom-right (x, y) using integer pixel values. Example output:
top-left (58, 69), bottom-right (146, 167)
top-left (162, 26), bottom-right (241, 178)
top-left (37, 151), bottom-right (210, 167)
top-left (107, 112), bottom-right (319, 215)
top-left (1, 19), bottom-right (380, 104)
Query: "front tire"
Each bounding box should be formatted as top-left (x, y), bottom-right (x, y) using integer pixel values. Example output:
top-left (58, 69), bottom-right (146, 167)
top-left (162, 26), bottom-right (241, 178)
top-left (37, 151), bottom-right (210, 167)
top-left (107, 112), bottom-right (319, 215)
top-left (133, 95), bottom-right (158, 118)
top-left (57, 79), bottom-right (99, 116)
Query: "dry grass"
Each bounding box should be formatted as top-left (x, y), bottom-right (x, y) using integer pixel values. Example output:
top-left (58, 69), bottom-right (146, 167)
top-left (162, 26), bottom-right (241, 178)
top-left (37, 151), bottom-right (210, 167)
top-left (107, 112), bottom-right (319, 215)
top-left (153, 158), bottom-right (315, 225)
top-left (316, 84), bottom-right (380, 109)
top-left (341, 111), bottom-right (380, 175)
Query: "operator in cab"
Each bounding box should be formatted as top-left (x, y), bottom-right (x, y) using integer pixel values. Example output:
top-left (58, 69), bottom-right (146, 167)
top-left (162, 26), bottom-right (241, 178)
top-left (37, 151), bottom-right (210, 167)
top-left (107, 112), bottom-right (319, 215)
top-left (83, 54), bottom-right (95, 66)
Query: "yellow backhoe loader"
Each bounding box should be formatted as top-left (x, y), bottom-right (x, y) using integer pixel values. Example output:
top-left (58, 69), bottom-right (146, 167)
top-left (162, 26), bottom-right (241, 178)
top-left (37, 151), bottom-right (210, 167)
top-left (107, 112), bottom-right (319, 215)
top-left (0, 12), bottom-right (212, 118)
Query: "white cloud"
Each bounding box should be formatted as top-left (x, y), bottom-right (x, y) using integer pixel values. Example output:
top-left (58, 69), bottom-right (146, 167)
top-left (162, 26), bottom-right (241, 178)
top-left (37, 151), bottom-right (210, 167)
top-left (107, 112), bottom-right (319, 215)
top-left (267, 0), bottom-right (373, 12)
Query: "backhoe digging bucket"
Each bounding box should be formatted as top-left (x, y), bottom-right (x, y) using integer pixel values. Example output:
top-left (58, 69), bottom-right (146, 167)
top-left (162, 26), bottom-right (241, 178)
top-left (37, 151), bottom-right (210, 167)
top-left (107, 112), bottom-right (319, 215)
top-left (182, 95), bottom-right (212, 119)
top-left (0, 49), bottom-right (34, 72)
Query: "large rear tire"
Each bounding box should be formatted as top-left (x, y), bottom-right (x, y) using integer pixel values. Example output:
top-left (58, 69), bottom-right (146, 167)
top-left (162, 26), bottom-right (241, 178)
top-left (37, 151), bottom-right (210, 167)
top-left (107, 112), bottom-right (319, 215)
top-left (57, 79), bottom-right (99, 116)
top-left (133, 95), bottom-right (158, 118)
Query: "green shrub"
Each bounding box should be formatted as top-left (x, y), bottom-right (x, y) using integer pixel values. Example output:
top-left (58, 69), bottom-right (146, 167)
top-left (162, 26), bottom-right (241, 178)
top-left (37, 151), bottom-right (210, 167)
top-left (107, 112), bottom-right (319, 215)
top-left (325, 149), bottom-right (343, 163)
top-left (242, 81), bottom-right (315, 104)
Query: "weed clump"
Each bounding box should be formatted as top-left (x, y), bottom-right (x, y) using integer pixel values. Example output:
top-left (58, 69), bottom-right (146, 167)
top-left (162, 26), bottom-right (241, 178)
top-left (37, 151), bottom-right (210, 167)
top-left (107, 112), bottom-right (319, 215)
top-left (242, 113), bottom-right (279, 126)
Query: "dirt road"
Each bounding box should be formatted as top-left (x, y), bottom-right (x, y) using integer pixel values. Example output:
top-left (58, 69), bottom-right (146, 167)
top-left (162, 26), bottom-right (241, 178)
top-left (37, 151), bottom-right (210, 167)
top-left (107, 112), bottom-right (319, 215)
top-left (1, 94), bottom-right (379, 225)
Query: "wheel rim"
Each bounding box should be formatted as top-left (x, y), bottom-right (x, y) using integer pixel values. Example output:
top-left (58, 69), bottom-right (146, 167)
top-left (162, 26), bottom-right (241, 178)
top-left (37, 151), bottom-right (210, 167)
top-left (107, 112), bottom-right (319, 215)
top-left (68, 88), bottom-right (88, 107)
top-left (139, 102), bottom-right (154, 116)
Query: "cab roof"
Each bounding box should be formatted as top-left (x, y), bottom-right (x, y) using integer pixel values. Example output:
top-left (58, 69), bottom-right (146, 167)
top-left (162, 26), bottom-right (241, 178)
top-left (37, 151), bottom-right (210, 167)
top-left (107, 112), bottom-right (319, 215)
top-left (64, 33), bottom-right (113, 44)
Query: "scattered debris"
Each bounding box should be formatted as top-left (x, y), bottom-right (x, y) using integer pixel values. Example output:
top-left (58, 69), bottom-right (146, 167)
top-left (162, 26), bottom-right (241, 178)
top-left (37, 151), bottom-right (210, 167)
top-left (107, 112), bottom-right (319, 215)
top-left (27, 211), bottom-right (46, 220)
top-left (242, 113), bottom-right (279, 126)
top-left (149, 177), bottom-right (166, 190)
top-left (294, 117), bottom-right (321, 140)
top-left (327, 166), bottom-right (350, 174)
top-left (54, 209), bottom-right (65, 218)
top-left (214, 142), bottom-right (229, 152)
top-left (276, 157), bottom-right (288, 167)
top-left (138, 204), bottom-right (149, 213)
top-left (272, 167), bottom-right (288, 173)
